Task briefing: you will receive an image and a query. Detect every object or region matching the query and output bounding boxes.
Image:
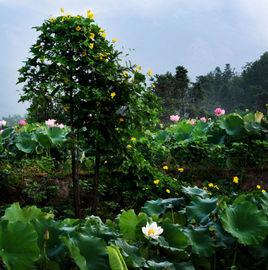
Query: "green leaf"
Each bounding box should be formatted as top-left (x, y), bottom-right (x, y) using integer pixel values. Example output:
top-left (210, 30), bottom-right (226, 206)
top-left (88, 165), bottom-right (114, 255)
top-left (0, 221), bottom-right (39, 270)
top-left (107, 245), bottom-right (128, 270)
top-left (3, 202), bottom-right (44, 223)
top-left (35, 132), bottom-right (52, 149)
top-left (220, 201), bottom-right (268, 245)
top-left (146, 260), bottom-right (175, 269)
top-left (186, 227), bottom-right (214, 257)
top-left (47, 127), bottom-right (67, 145)
top-left (62, 234), bottom-right (109, 270)
top-left (219, 113), bottom-right (244, 136)
top-left (182, 186), bottom-right (208, 198)
top-left (142, 198), bottom-right (184, 216)
top-left (186, 197), bottom-right (217, 224)
top-left (119, 210), bottom-right (147, 241)
top-left (15, 132), bottom-right (37, 153)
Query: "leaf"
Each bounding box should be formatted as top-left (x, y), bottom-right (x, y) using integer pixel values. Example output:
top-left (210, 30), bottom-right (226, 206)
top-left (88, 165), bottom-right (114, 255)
top-left (182, 186), bottom-right (208, 198)
top-left (219, 113), bottom-right (244, 136)
top-left (119, 210), bottom-right (147, 241)
top-left (185, 227), bottom-right (214, 257)
top-left (220, 201), bottom-right (268, 245)
top-left (162, 223), bottom-right (190, 249)
top-left (0, 221), bottom-right (40, 270)
top-left (35, 132), bottom-right (52, 149)
top-left (3, 202), bottom-right (44, 223)
top-left (186, 197), bottom-right (217, 224)
top-left (15, 132), bottom-right (37, 153)
top-left (146, 260), bottom-right (175, 269)
top-left (107, 245), bottom-right (128, 270)
top-left (62, 234), bottom-right (109, 270)
top-left (142, 198), bottom-right (184, 216)
top-left (47, 127), bottom-right (67, 145)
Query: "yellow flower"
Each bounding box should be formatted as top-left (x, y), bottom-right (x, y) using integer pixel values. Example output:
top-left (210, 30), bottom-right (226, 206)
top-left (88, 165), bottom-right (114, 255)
top-left (60, 7), bottom-right (64, 13)
top-left (123, 71), bottom-right (128, 78)
top-left (262, 189), bottom-right (266, 193)
top-left (208, 183), bottom-right (214, 188)
top-left (76, 26), bottom-right (81, 31)
top-left (99, 28), bottom-right (106, 38)
top-left (214, 185), bottom-right (219, 190)
top-left (135, 65), bottom-right (142, 71)
top-left (89, 43), bottom-right (94, 49)
top-left (112, 38), bottom-right (118, 43)
top-left (233, 176), bottom-right (239, 184)
top-left (257, 185), bottom-right (261, 189)
top-left (49, 17), bottom-right (55, 23)
top-left (126, 144), bottom-right (132, 149)
top-left (82, 51), bottom-right (87, 57)
top-left (89, 33), bottom-right (95, 40)
top-left (111, 92), bottom-right (116, 99)
top-left (163, 165), bottom-right (168, 170)
top-left (154, 179), bottom-right (160, 185)
top-left (147, 69), bottom-right (153, 76)
top-left (87, 10), bottom-right (94, 20)
top-left (178, 167), bottom-right (184, 173)
top-left (166, 189), bottom-right (171, 194)
top-left (130, 137), bottom-right (136, 142)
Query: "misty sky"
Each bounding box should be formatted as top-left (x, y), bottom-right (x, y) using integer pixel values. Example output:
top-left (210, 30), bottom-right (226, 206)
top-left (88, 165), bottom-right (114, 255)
top-left (0, 0), bottom-right (268, 117)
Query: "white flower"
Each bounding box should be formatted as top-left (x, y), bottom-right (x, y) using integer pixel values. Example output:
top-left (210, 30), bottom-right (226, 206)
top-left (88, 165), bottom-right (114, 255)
top-left (0, 120), bottom-right (7, 127)
top-left (45, 119), bottom-right (57, 128)
top-left (142, 222), bottom-right (163, 239)
top-left (57, 123), bottom-right (65, 129)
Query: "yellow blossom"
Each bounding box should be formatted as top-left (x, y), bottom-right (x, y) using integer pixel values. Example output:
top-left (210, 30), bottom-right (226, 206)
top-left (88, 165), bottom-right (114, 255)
top-left (49, 17), bottom-right (55, 23)
top-left (163, 165), bottom-right (168, 170)
top-left (89, 43), bottom-right (94, 49)
top-left (76, 26), bottom-right (81, 31)
top-left (126, 144), bottom-right (132, 149)
top-left (82, 51), bottom-right (87, 57)
top-left (135, 65), bottom-right (142, 71)
top-left (166, 189), bottom-right (171, 194)
top-left (60, 8), bottom-right (64, 13)
top-left (87, 10), bottom-right (94, 20)
top-left (257, 185), bottom-right (261, 189)
top-left (99, 28), bottom-right (106, 38)
top-left (178, 167), bottom-right (184, 173)
top-left (111, 92), bottom-right (116, 99)
top-left (262, 189), bottom-right (266, 193)
top-left (147, 69), bottom-right (153, 76)
top-left (130, 137), bottom-right (136, 142)
top-left (89, 33), bottom-right (95, 40)
top-left (208, 183), bottom-right (214, 188)
top-left (112, 38), bottom-right (118, 43)
top-left (123, 71), bottom-right (128, 78)
top-left (154, 179), bottom-right (160, 185)
top-left (214, 185), bottom-right (219, 190)
top-left (233, 176), bottom-right (239, 184)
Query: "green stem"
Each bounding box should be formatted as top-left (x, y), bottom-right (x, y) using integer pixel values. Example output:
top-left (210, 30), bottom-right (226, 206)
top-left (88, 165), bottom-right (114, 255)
top-left (232, 241), bottom-right (238, 267)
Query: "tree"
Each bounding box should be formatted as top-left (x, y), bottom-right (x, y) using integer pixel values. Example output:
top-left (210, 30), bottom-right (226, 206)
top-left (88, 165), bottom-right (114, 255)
top-left (18, 10), bottom-right (160, 216)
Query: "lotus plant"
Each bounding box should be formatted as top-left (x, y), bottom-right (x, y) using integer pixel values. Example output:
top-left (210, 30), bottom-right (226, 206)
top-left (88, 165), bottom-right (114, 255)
top-left (142, 222), bottom-right (163, 239)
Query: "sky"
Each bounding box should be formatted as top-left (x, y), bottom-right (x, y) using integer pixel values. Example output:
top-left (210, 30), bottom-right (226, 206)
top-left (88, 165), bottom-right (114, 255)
top-left (0, 0), bottom-right (268, 117)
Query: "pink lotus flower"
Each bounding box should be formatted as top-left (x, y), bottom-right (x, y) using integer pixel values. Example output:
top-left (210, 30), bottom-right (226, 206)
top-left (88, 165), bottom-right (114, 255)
top-left (214, 107), bottom-right (225, 117)
top-left (45, 119), bottom-right (57, 127)
top-left (0, 120), bottom-right (7, 127)
top-left (18, 119), bottom-right (27, 126)
top-left (200, 117), bottom-right (207, 122)
top-left (170, 115), bottom-right (180, 122)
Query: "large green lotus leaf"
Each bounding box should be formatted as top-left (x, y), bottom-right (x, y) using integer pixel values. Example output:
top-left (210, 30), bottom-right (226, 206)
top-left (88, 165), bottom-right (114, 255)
top-left (62, 234), bottom-right (109, 270)
top-left (173, 261), bottom-right (195, 270)
top-left (47, 127), bottom-right (67, 145)
top-left (162, 223), bottom-right (190, 249)
top-left (219, 113), bottom-right (244, 136)
top-left (3, 202), bottom-right (45, 223)
top-left (114, 238), bottom-right (145, 268)
top-left (186, 197), bottom-right (217, 224)
top-left (35, 132), bottom-right (52, 149)
top-left (15, 131), bottom-right (37, 153)
top-left (119, 210), bottom-right (147, 241)
top-left (185, 227), bottom-right (214, 257)
top-left (142, 198), bottom-right (184, 216)
top-left (182, 186), bottom-right (208, 198)
top-left (107, 245), bottom-right (128, 270)
top-left (146, 260), bottom-right (175, 269)
top-left (171, 121), bottom-right (193, 141)
top-left (220, 201), bottom-right (268, 245)
top-left (0, 221), bottom-right (39, 270)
